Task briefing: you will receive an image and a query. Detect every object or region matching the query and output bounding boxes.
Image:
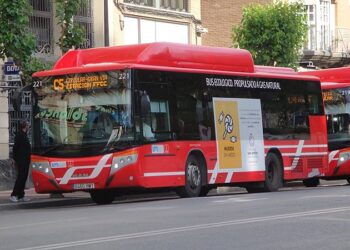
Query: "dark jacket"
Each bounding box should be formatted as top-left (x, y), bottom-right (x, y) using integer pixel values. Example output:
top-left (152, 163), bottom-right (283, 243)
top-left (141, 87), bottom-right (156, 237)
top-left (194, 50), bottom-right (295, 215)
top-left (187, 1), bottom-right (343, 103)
top-left (13, 130), bottom-right (31, 164)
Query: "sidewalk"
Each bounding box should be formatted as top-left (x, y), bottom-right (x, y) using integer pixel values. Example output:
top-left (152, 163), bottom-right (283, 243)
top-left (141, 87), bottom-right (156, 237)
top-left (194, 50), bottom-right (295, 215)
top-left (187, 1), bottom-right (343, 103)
top-left (0, 188), bottom-right (91, 207)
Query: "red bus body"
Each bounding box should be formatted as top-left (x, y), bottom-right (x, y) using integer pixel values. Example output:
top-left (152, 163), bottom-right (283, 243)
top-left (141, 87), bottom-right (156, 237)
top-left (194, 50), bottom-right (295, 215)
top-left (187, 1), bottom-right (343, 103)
top-left (30, 43), bottom-right (328, 198)
top-left (301, 67), bottom-right (350, 180)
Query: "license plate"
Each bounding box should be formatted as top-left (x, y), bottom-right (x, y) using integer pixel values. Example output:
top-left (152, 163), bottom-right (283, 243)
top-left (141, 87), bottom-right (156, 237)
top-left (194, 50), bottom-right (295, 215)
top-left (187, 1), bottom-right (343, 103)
top-left (72, 183), bottom-right (95, 190)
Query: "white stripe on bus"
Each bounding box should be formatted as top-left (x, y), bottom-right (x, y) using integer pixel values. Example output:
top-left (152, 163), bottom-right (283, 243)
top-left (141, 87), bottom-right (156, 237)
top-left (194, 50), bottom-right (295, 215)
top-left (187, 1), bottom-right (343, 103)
top-left (264, 144), bottom-right (327, 149)
top-left (281, 152), bottom-right (328, 156)
top-left (328, 150), bottom-right (340, 164)
top-left (144, 172), bottom-right (185, 177)
top-left (59, 154), bottom-right (112, 185)
top-left (290, 140), bottom-right (304, 170)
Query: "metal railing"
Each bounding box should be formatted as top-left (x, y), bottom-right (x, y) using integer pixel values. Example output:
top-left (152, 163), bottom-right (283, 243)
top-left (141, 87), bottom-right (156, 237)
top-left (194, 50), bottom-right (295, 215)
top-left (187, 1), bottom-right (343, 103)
top-left (160, 0), bottom-right (188, 11)
top-left (30, 15), bottom-right (52, 54)
top-left (331, 28), bottom-right (350, 54)
top-left (29, 0), bottom-right (51, 12)
top-left (29, 0), bottom-right (53, 55)
top-left (124, 0), bottom-right (188, 12)
top-left (124, 0), bottom-right (154, 7)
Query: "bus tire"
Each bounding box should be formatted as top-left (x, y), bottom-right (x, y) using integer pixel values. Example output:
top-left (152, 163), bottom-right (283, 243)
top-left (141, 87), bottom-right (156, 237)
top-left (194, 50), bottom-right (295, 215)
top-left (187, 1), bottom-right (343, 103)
top-left (303, 177), bottom-right (320, 187)
top-left (176, 155), bottom-right (203, 198)
top-left (90, 189), bottom-right (115, 205)
top-left (346, 177), bottom-right (350, 185)
top-left (199, 186), bottom-right (210, 197)
top-left (264, 153), bottom-right (283, 192)
top-left (246, 187), bottom-right (264, 193)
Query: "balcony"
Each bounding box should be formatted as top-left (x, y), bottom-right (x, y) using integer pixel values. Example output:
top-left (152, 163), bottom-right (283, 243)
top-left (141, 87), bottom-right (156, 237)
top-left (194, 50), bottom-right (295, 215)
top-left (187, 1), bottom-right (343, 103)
top-left (123, 0), bottom-right (188, 12)
top-left (301, 28), bottom-right (350, 68)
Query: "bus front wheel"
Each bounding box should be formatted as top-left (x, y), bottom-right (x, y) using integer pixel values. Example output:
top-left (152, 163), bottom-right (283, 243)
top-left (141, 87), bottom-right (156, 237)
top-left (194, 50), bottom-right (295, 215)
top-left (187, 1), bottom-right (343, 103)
top-left (90, 189), bottom-right (115, 205)
top-left (176, 155), bottom-right (203, 198)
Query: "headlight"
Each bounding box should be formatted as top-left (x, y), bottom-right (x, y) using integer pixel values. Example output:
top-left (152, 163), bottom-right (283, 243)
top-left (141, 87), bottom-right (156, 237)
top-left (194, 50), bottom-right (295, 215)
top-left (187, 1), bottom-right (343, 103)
top-left (32, 161), bottom-right (53, 176)
top-left (338, 152), bottom-right (350, 166)
top-left (110, 153), bottom-right (138, 176)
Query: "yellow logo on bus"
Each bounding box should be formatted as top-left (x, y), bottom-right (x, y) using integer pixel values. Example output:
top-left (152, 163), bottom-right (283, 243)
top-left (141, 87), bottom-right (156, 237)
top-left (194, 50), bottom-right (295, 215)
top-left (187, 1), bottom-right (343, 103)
top-left (214, 100), bottom-right (242, 169)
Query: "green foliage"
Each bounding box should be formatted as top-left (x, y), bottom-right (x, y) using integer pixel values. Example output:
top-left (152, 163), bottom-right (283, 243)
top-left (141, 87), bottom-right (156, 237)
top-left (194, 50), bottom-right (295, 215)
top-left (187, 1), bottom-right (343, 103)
top-left (56, 0), bottom-right (87, 54)
top-left (21, 58), bottom-right (53, 84)
top-left (0, 0), bottom-right (35, 68)
top-left (232, 1), bottom-right (308, 68)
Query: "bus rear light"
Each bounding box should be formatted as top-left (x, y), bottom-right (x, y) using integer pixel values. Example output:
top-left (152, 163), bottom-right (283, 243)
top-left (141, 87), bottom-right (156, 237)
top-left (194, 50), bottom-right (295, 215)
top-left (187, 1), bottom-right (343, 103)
top-left (32, 162), bottom-right (54, 177)
top-left (110, 153), bottom-right (138, 176)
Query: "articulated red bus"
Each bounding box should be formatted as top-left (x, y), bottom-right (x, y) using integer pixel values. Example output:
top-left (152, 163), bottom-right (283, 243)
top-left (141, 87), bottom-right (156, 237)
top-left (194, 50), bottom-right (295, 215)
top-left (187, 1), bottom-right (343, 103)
top-left (29, 43), bottom-right (328, 204)
top-left (301, 67), bottom-right (350, 183)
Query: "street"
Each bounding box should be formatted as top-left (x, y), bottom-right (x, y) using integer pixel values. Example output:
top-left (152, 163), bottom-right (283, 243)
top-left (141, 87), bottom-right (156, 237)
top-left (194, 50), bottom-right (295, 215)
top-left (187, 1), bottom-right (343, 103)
top-left (1, 181), bottom-right (350, 250)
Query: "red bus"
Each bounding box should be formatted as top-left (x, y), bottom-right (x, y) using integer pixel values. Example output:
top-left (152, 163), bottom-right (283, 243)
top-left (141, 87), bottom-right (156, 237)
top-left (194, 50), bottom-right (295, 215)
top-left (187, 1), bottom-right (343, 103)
top-left (28, 43), bottom-right (328, 204)
top-left (301, 67), bottom-right (350, 183)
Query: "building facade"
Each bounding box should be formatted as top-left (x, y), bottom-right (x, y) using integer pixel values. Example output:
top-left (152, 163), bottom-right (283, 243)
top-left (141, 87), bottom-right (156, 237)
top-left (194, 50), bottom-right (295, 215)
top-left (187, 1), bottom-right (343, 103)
top-left (297, 0), bottom-right (350, 68)
top-left (201, 0), bottom-right (270, 48)
top-left (109, 0), bottom-right (202, 46)
top-left (29, 0), bottom-right (202, 62)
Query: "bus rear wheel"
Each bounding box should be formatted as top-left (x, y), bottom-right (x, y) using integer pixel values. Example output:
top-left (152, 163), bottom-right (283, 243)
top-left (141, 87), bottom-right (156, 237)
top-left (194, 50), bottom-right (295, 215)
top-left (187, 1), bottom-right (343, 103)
top-left (263, 153), bottom-right (283, 192)
top-left (303, 177), bottom-right (320, 187)
top-left (346, 177), bottom-right (350, 185)
top-left (176, 155), bottom-right (203, 198)
top-left (90, 189), bottom-right (115, 205)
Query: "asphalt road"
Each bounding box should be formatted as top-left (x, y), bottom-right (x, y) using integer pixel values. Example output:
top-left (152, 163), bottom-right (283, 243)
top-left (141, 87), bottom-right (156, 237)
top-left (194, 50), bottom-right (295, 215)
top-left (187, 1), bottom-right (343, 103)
top-left (1, 182), bottom-right (350, 250)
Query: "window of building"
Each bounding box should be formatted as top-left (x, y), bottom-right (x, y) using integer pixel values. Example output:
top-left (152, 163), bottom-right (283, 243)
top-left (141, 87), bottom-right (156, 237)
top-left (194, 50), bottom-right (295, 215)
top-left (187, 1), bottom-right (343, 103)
top-left (124, 0), bottom-right (188, 12)
top-left (29, 0), bottom-right (53, 54)
top-left (304, 1), bottom-right (332, 51)
top-left (305, 4), bottom-right (317, 50)
top-left (29, 0), bottom-right (94, 53)
top-left (74, 0), bottom-right (94, 49)
top-left (320, 0), bottom-right (331, 50)
top-left (124, 17), bottom-right (189, 44)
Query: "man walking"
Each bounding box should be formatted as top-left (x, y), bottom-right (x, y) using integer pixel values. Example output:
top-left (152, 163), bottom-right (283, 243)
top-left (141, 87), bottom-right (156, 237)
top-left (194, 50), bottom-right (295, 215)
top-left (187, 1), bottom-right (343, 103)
top-left (10, 121), bottom-right (31, 202)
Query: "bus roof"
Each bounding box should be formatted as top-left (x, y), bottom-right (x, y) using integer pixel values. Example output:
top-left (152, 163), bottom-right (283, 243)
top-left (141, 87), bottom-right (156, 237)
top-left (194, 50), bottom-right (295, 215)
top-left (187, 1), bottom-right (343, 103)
top-left (33, 42), bottom-right (255, 77)
top-left (254, 65), bottom-right (297, 75)
top-left (300, 67), bottom-right (350, 83)
top-left (320, 81), bottom-right (350, 90)
top-left (32, 42), bottom-right (319, 81)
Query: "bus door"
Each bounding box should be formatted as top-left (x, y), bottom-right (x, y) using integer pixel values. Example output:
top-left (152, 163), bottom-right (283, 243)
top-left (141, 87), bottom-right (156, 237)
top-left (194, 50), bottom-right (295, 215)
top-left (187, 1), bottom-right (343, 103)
top-left (137, 77), bottom-right (181, 187)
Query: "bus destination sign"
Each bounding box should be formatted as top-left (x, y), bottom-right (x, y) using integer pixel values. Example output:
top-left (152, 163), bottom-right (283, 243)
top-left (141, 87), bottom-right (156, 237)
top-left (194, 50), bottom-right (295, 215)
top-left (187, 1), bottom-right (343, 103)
top-left (53, 73), bottom-right (108, 91)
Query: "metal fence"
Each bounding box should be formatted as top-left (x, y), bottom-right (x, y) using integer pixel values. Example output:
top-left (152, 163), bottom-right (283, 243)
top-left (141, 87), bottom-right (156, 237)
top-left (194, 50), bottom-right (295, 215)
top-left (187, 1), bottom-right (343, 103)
top-left (8, 83), bottom-right (33, 149)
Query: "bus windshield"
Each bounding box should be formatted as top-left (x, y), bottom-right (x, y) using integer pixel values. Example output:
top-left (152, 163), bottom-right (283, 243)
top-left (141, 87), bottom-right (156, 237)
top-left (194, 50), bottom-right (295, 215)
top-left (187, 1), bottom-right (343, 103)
top-left (32, 70), bottom-right (134, 157)
top-left (323, 87), bottom-right (350, 151)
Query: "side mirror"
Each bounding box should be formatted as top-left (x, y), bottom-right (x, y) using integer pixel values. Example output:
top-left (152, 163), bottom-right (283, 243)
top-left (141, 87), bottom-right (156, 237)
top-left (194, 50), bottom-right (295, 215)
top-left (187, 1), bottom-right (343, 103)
top-left (141, 91), bottom-right (151, 116)
top-left (12, 85), bottom-right (32, 112)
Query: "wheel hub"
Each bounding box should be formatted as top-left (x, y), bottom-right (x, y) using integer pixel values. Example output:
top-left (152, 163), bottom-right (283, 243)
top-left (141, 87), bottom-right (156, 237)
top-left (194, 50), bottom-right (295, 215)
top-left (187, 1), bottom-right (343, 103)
top-left (188, 163), bottom-right (201, 189)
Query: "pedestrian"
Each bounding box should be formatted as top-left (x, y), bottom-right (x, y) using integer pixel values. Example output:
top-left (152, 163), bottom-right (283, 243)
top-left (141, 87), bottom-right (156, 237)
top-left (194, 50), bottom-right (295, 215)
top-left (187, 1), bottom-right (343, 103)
top-left (10, 121), bottom-right (31, 202)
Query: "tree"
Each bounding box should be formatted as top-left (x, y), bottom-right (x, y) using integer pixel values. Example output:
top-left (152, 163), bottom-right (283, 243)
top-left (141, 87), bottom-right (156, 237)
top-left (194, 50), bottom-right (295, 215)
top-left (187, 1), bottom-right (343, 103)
top-left (0, 0), bottom-right (35, 68)
top-left (56, 0), bottom-right (87, 54)
top-left (232, 1), bottom-right (308, 68)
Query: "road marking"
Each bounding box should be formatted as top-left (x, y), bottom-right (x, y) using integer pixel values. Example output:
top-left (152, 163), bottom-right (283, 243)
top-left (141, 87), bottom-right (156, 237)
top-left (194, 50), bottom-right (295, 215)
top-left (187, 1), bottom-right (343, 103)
top-left (16, 206), bottom-right (350, 250)
top-left (0, 218), bottom-right (86, 231)
top-left (302, 195), bottom-right (350, 199)
top-left (213, 198), bottom-right (268, 203)
top-left (309, 216), bottom-right (350, 222)
top-left (125, 206), bottom-right (174, 212)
